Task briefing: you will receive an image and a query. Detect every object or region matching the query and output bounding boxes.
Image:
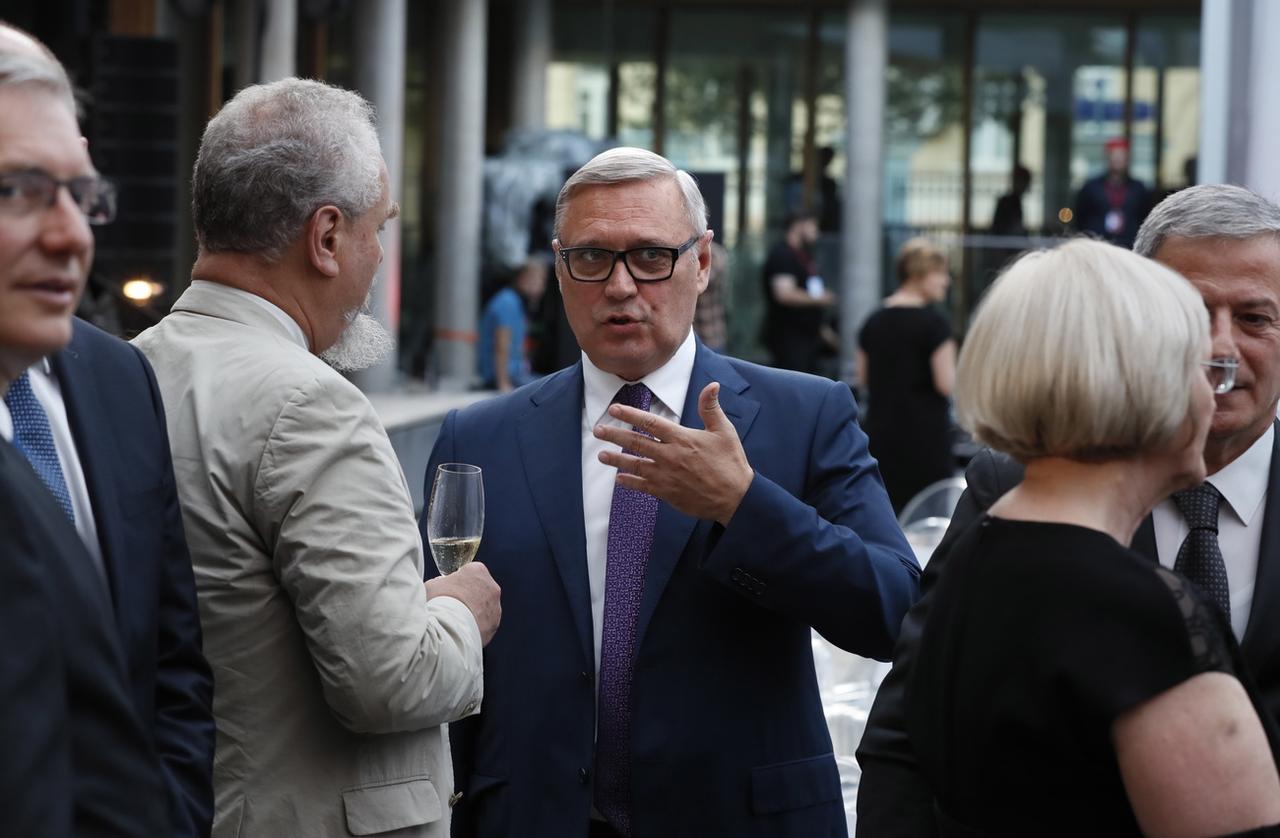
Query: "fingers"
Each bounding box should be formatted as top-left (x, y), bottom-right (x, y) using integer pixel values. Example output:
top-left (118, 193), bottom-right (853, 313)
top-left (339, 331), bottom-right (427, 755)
top-left (593, 423), bottom-right (664, 458)
top-left (607, 403), bottom-right (676, 439)
top-left (597, 448), bottom-right (653, 476)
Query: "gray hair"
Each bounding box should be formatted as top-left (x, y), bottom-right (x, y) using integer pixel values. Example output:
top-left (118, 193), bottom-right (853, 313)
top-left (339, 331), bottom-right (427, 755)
top-left (956, 238), bottom-right (1209, 463)
top-left (1134, 183), bottom-right (1280, 257)
top-left (0, 25), bottom-right (77, 118)
top-left (192, 77), bottom-right (384, 261)
top-left (554, 147), bottom-right (708, 242)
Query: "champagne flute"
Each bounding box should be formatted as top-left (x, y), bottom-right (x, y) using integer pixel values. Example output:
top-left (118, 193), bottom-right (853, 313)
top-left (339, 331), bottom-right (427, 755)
top-left (426, 463), bottom-right (484, 575)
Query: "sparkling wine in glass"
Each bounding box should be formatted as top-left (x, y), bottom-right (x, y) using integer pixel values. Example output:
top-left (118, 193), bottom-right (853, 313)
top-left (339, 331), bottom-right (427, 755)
top-left (427, 463), bottom-right (484, 575)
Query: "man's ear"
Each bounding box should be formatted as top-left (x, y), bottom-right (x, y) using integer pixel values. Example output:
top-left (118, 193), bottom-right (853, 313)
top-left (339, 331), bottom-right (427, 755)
top-left (552, 238), bottom-right (565, 294)
top-left (306, 205), bottom-right (344, 278)
top-left (695, 229), bottom-right (714, 294)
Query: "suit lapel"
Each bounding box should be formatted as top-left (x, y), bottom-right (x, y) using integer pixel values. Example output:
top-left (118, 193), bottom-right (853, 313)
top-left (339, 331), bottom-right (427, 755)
top-left (51, 324), bottom-right (123, 608)
top-left (634, 344), bottom-right (760, 651)
top-left (517, 366), bottom-right (594, 668)
top-left (1242, 420), bottom-right (1280, 663)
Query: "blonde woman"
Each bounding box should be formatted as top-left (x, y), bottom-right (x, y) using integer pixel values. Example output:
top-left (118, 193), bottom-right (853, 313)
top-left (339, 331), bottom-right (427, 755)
top-left (857, 237), bottom-right (957, 511)
top-left (905, 239), bottom-right (1280, 835)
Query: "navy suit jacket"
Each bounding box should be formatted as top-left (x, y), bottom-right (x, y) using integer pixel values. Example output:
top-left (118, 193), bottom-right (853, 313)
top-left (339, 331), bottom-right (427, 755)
top-left (0, 438), bottom-right (170, 836)
top-left (424, 342), bottom-right (919, 838)
top-left (1072, 173), bottom-right (1150, 249)
top-left (51, 319), bottom-right (215, 837)
top-left (856, 435), bottom-right (1280, 837)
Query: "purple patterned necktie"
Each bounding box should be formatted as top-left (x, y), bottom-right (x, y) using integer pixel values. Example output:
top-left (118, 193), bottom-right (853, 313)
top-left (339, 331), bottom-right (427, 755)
top-left (594, 382), bottom-right (658, 837)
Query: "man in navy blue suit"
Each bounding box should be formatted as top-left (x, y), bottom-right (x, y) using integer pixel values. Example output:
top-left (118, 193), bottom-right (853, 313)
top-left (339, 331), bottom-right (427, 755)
top-left (0, 23), bottom-right (214, 837)
top-left (0, 35), bottom-right (173, 836)
top-left (424, 147), bottom-right (919, 838)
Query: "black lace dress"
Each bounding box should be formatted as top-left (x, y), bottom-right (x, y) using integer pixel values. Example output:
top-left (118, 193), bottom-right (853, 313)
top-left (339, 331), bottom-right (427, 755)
top-left (905, 515), bottom-right (1279, 835)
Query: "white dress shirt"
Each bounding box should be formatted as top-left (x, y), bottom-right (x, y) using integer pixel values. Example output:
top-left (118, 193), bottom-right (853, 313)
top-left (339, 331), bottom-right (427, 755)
top-left (0, 394), bottom-right (11, 441)
top-left (189, 279), bottom-right (310, 351)
top-left (581, 329), bottom-right (697, 677)
top-left (1152, 423), bottom-right (1273, 640)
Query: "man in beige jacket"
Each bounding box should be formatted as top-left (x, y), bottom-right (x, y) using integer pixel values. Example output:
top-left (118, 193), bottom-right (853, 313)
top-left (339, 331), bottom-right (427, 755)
top-left (135, 78), bottom-right (501, 838)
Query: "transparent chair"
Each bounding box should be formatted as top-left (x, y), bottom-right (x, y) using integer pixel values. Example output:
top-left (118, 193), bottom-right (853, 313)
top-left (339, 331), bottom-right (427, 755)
top-left (897, 476), bottom-right (968, 568)
top-left (814, 476), bottom-right (969, 830)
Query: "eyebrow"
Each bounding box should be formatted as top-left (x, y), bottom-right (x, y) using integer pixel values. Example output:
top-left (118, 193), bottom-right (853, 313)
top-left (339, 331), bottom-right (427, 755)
top-left (562, 239), bottom-right (677, 250)
top-left (387, 201), bottom-right (401, 221)
top-left (1232, 298), bottom-right (1280, 312)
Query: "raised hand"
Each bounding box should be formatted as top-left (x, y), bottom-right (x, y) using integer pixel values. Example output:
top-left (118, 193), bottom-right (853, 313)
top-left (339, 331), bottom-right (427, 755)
top-left (594, 382), bottom-right (754, 526)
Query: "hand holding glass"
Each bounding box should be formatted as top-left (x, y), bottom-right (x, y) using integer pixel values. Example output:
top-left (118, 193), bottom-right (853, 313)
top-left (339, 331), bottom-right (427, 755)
top-left (427, 463), bottom-right (484, 575)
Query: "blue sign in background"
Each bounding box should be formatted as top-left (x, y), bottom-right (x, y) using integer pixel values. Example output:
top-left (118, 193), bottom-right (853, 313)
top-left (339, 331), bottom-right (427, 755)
top-left (1074, 100), bottom-right (1154, 120)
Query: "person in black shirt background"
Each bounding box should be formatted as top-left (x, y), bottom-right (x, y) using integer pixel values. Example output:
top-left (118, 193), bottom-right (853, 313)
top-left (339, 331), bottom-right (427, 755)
top-left (761, 210), bottom-right (836, 375)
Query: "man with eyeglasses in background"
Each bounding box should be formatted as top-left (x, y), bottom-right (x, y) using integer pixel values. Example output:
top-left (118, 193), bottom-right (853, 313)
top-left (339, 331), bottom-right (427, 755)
top-left (856, 183), bottom-right (1280, 837)
top-left (424, 147), bottom-right (918, 838)
top-left (0, 22), bottom-right (215, 838)
top-left (0, 25), bottom-right (202, 836)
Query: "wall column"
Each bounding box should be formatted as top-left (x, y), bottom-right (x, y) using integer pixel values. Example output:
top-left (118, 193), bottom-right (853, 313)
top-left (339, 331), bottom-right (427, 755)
top-left (842, 0), bottom-right (888, 384)
top-left (510, 0), bottom-right (550, 131)
top-left (351, 0), bottom-right (407, 392)
top-left (232, 0), bottom-right (295, 90)
top-left (1199, 0), bottom-right (1280, 201)
top-left (433, 0), bottom-right (489, 387)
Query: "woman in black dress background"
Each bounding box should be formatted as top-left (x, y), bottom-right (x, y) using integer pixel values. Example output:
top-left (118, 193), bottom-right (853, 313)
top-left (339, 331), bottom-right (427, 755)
top-left (858, 238), bottom-right (956, 512)
top-left (905, 239), bottom-right (1280, 834)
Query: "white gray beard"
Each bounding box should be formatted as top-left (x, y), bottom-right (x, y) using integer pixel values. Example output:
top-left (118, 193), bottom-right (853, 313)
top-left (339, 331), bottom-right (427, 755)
top-left (318, 312), bottom-right (394, 372)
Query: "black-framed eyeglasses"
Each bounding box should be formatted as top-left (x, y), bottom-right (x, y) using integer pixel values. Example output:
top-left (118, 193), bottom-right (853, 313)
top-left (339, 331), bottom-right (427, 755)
top-left (1203, 357), bottom-right (1239, 395)
top-left (0, 168), bottom-right (117, 226)
top-left (558, 236), bottom-right (699, 283)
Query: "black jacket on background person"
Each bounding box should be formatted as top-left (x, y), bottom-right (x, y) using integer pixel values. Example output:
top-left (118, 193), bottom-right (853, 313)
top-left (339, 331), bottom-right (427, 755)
top-left (54, 318), bottom-right (215, 837)
top-left (856, 433), bottom-right (1280, 836)
top-left (0, 438), bottom-right (170, 837)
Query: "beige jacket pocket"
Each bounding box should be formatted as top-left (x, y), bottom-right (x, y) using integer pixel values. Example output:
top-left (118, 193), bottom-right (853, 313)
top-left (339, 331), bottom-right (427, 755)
top-left (342, 776), bottom-right (441, 835)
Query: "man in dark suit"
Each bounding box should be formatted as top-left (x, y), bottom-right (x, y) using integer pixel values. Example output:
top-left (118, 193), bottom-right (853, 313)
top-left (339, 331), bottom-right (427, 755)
top-left (856, 183), bottom-right (1280, 836)
top-left (0, 39), bottom-right (172, 836)
top-left (1072, 137), bottom-right (1150, 249)
top-left (0, 24), bottom-right (214, 836)
top-left (424, 147), bottom-right (919, 838)
top-left (48, 318), bottom-right (216, 835)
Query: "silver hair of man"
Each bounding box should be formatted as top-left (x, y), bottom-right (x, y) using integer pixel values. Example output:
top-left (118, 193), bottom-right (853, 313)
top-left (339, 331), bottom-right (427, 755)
top-left (554, 147), bottom-right (709, 244)
top-left (1135, 183), bottom-right (1280, 258)
top-left (192, 77), bottom-right (384, 262)
top-left (0, 32), bottom-right (76, 117)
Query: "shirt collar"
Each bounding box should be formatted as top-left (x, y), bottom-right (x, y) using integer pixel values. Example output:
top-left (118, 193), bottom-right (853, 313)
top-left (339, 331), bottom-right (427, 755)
top-left (189, 280), bottom-right (310, 351)
top-left (1208, 423), bottom-right (1273, 527)
top-left (582, 329), bottom-right (698, 425)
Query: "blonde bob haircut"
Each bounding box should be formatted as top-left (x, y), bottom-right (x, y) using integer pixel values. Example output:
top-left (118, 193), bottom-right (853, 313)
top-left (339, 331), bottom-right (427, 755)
top-left (955, 238), bottom-right (1209, 462)
top-left (895, 237), bottom-right (948, 285)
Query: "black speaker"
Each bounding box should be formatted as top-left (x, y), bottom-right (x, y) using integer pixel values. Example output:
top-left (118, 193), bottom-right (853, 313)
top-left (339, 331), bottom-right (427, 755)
top-left (87, 34), bottom-right (180, 326)
top-left (689, 171), bottom-right (725, 240)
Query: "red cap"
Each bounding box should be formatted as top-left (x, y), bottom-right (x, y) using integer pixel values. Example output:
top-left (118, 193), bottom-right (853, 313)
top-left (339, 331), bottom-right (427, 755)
top-left (1104, 137), bottom-right (1129, 151)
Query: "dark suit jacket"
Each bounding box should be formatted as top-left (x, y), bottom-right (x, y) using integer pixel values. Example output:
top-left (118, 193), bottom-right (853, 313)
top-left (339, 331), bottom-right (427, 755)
top-left (424, 342), bottom-right (920, 838)
top-left (1072, 173), bottom-right (1150, 249)
top-left (52, 319), bottom-right (215, 837)
top-left (855, 433), bottom-right (1280, 836)
top-left (0, 438), bottom-right (170, 836)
